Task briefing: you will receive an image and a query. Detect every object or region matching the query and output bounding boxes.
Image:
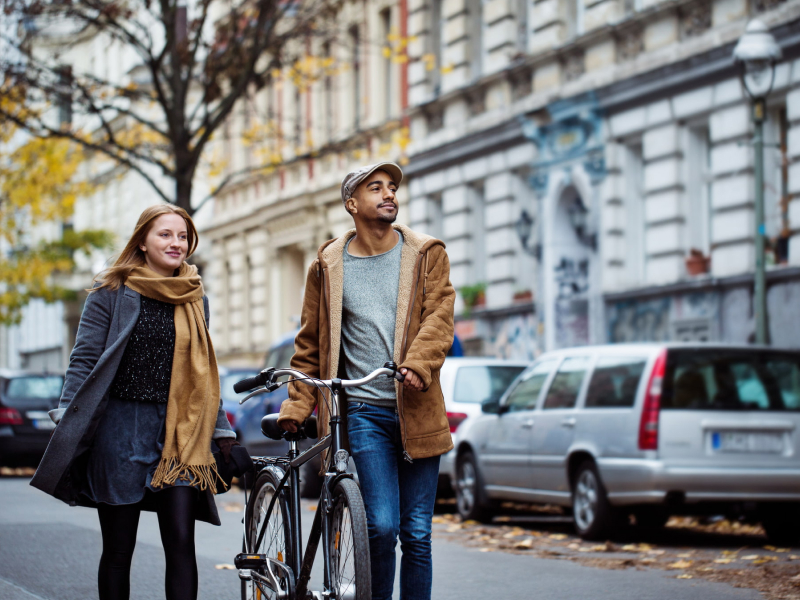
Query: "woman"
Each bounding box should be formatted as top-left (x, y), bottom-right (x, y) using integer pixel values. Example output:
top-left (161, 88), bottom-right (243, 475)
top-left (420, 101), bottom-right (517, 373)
top-left (31, 205), bottom-right (240, 600)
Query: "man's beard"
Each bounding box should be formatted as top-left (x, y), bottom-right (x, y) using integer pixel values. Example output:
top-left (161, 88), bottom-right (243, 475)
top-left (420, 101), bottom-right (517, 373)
top-left (376, 203), bottom-right (398, 223)
top-left (377, 212), bottom-right (398, 223)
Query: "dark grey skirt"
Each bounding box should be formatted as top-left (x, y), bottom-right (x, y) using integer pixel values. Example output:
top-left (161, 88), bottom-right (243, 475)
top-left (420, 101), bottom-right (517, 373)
top-left (82, 398), bottom-right (194, 506)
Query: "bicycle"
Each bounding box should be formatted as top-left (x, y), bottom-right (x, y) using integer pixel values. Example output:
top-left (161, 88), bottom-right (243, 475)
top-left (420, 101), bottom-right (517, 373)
top-left (232, 362), bottom-right (405, 600)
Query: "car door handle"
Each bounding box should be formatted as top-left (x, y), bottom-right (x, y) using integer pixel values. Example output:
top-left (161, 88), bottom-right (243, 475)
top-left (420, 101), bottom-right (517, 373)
top-left (521, 419), bottom-right (535, 429)
top-left (561, 418), bottom-right (576, 428)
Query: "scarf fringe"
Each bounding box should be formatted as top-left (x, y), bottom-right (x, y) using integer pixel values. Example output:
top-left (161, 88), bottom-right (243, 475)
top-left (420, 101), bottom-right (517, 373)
top-left (150, 456), bottom-right (227, 494)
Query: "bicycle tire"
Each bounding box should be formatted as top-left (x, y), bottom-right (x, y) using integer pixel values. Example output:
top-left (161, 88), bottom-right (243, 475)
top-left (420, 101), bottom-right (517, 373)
top-left (242, 468), bottom-right (293, 600)
top-left (322, 477), bottom-right (371, 600)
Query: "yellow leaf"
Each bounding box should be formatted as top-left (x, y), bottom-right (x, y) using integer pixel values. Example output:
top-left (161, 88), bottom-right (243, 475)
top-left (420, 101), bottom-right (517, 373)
top-left (676, 574), bottom-right (693, 579)
top-left (668, 560), bottom-right (693, 569)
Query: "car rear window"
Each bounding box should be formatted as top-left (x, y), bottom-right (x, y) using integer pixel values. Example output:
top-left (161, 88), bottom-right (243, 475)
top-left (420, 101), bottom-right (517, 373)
top-left (543, 357), bottom-right (591, 410)
top-left (4, 376), bottom-right (64, 408)
top-left (220, 371), bottom-right (260, 403)
top-left (505, 360), bottom-right (558, 412)
top-left (453, 365), bottom-right (526, 405)
top-left (585, 357), bottom-right (646, 408)
top-left (662, 349), bottom-right (800, 411)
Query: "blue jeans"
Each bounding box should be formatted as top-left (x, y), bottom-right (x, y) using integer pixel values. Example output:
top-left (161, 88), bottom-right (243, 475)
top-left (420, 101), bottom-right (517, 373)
top-left (346, 402), bottom-right (440, 600)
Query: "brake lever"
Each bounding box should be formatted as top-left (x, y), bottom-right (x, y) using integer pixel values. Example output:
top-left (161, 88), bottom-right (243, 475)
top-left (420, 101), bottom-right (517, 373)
top-left (239, 388), bottom-right (269, 404)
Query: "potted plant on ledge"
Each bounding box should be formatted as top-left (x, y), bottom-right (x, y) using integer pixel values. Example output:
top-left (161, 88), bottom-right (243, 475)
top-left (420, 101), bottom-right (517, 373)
top-left (460, 282), bottom-right (486, 316)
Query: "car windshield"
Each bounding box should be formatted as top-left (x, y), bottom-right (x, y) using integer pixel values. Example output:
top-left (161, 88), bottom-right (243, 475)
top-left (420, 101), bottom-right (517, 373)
top-left (453, 366), bottom-right (526, 404)
top-left (662, 349), bottom-right (800, 411)
top-left (220, 371), bottom-right (259, 404)
top-left (4, 376), bottom-right (64, 408)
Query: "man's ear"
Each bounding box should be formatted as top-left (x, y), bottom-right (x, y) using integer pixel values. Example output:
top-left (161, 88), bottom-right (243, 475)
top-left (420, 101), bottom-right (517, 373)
top-left (346, 197), bottom-right (357, 215)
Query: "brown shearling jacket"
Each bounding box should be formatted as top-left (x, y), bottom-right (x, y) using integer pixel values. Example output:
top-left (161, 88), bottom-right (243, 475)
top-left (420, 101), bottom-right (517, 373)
top-left (278, 224), bottom-right (456, 459)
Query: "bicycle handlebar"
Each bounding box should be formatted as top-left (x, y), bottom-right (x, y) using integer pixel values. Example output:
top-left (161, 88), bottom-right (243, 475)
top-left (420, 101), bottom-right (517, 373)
top-left (234, 362), bottom-right (405, 402)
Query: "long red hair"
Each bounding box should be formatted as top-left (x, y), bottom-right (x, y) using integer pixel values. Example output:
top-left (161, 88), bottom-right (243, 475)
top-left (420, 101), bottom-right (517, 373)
top-left (91, 205), bottom-right (199, 292)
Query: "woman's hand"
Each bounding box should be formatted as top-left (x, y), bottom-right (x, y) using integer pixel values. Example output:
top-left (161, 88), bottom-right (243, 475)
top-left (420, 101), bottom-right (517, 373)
top-left (281, 420), bottom-right (299, 433)
top-left (400, 368), bottom-right (424, 392)
top-left (216, 438), bottom-right (240, 463)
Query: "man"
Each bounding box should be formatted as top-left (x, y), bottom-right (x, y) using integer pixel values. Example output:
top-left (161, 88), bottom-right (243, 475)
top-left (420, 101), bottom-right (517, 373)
top-left (278, 162), bottom-right (455, 600)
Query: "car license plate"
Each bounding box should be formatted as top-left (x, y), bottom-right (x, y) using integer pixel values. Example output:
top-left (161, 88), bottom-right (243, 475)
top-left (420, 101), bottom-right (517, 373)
top-left (26, 411), bottom-right (56, 430)
top-left (711, 431), bottom-right (783, 453)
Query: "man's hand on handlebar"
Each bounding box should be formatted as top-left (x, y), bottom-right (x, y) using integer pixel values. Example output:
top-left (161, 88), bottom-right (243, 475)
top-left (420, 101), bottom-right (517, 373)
top-left (400, 368), bottom-right (424, 392)
top-left (281, 419), bottom-right (299, 433)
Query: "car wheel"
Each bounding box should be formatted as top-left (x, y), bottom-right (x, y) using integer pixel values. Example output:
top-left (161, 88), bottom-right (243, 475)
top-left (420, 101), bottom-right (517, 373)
top-left (572, 461), bottom-right (621, 540)
top-left (455, 451), bottom-right (493, 523)
top-left (760, 503), bottom-right (800, 546)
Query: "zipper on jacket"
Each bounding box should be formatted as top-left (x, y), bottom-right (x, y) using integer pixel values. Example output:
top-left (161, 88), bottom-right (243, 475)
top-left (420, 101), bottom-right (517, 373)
top-left (397, 252), bottom-right (424, 462)
top-left (321, 267), bottom-right (332, 438)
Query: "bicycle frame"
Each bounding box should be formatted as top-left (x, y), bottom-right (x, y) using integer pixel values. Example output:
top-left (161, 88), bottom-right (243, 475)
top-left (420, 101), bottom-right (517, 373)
top-left (241, 366), bottom-right (400, 599)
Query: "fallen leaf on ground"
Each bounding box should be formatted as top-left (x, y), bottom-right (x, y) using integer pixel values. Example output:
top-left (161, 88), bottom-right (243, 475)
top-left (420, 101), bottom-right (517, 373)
top-left (789, 555), bottom-right (800, 561)
top-left (677, 552), bottom-right (694, 558)
top-left (622, 543), bottom-right (652, 552)
top-left (647, 549), bottom-right (666, 556)
top-left (741, 555), bottom-right (760, 560)
top-left (215, 564), bottom-right (235, 570)
top-left (549, 533), bottom-right (568, 540)
top-left (714, 558), bottom-right (734, 564)
top-left (308, 505), bottom-right (316, 511)
top-left (223, 503), bottom-right (243, 512)
top-left (495, 516), bottom-right (511, 522)
top-left (463, 520), bottom-right (480, 526)
top-left (479, 547), bottom-right (494, 553)
top-left (752, 556), bottom-right (779, 565)
top-left (676, 574), bottom-right (693, 579)
top-left (668, 560), bottom-right (693, 569)
top-left (446, 525), bottom-right (462, 533)
top-left (514, 539), bottom-right (534, 549)
top-left (431, 516), bottom-right (447, 524)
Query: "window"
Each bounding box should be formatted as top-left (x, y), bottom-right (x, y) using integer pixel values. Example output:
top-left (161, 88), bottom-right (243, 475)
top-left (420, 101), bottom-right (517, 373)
top-left (505, 360), bottom-right (558, 412)
top-left (349, 26), bottom-right (361, 130)
top-left (56, 65), bottom-right (72, 126)
top-left (585, 357), bottom-right (646, 408)
top-left (685, 125), bottom-right (711, 255)
top-left (380, 8), bottom-right (393, 120)
top-left (429, 0), bottom-right (443, 96)
top-left (467, 0), bottom-right (482, 79)
top-left (5, 376), bottom-right (64, 408)
top-left (543, 357), bottom-right (591, 409)
top-left (624, 142), bottom-right (644, 284)
top-left (662, 349), bottom-right (800, 411)
top-left (453, 365), bottom-right (526, 404)
top-left (323, 42), bottom-right (333, 143)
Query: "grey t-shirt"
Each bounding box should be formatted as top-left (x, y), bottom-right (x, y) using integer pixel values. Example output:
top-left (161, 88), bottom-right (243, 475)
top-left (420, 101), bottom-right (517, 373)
top-left (341, 232), bottom-right (403, 407)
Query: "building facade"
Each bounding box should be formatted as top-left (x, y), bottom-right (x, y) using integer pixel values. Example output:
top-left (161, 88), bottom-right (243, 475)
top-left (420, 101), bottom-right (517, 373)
top-left (203, 0), bottom-right (410, 366)
top-left (403, 0), bottom-right (800, 357)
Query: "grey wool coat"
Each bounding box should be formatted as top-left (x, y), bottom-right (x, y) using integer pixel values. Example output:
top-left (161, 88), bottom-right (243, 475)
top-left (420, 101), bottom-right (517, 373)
top-left (29, 284), bottom-right (235, 525)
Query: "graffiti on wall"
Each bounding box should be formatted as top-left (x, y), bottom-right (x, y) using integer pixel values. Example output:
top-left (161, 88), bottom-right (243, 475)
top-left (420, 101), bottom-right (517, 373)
top-left (607, 291), bottom-right (721, 343)
top-left (554, 257), bottom-right (589, 348)
top-left (491, 313), bottom-right (539, 360)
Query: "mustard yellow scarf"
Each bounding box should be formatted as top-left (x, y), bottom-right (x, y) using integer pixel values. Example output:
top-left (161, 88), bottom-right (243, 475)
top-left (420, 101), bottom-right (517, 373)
top-left (124, 263), bottom-right (223, 493)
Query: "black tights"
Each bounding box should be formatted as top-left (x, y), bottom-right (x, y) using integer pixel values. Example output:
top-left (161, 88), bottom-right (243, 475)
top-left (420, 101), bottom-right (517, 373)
top-left (97, 486), bottom-right (199, 600)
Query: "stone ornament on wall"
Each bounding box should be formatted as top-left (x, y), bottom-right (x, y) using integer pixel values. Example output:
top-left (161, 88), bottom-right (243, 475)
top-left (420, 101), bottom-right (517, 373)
top-left (562, 51), bottom-right (585, 83)
top-left (616, 28), bottom-right (644, 62)
top-left (681, 0), bottom-right (712, 38)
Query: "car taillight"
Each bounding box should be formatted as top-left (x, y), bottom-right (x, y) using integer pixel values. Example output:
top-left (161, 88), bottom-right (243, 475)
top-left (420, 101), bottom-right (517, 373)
top-left (638, 349), bottom-right (667, 451)
top-left (0, 407), bottom-right (23, 425)
top-left (446, 411), bottom-right (468, 433)
top-left (225, 411), bottom-right (236, 428)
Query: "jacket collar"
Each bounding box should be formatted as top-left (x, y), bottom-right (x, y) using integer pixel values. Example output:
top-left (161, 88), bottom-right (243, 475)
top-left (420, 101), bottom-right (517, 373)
top-left (318, 223), bottom-right (444, 268)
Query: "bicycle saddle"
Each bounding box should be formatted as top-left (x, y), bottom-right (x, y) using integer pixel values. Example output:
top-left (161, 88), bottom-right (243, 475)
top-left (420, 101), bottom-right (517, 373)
top-left (261, 414), bottom-right (318, 441)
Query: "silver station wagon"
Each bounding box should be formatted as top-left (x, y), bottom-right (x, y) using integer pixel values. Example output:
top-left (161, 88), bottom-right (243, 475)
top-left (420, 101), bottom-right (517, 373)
top-left (453, 344), bottom-right (800, 544)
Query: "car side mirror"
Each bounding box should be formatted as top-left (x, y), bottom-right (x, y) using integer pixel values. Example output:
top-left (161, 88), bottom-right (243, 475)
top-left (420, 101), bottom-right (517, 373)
top-left (481, 398), bottom-right (501, 414)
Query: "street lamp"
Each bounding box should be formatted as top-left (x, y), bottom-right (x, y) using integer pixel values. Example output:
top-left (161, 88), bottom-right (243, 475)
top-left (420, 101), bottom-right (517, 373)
top-left (515, 209), bottom-right (541, 260)
top-left (567, 197), bottom-right (597, 250)
top-left (733, 19), bottom-right (781, 345)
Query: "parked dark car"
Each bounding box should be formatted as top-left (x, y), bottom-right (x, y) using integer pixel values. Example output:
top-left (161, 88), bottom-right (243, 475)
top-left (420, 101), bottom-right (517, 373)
top-left (218, 365), bottom-right (260, 431)
top-left (0, 370), bottom-right (64, 466)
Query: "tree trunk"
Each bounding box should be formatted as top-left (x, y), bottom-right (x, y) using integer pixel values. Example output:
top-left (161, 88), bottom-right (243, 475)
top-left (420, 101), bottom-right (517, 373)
top-left (175, 171), bottom-right (194, 217)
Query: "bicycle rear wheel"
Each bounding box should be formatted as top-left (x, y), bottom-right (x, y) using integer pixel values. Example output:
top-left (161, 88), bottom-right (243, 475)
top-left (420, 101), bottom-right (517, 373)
top-left (242, 468), bottom-right (293, 600)
top-left (326, 478), bottom-right (371, 600)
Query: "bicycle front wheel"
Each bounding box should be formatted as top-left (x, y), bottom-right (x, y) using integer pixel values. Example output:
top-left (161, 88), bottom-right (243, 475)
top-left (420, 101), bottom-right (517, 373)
top-left (327, 478), bottom-right (371, 600)
top-left (242, 468), bottom-right (293, 600)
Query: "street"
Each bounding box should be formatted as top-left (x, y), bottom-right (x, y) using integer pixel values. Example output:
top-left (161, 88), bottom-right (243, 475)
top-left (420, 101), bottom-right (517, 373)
top-left (0, 474), bottom-right (774, 600)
